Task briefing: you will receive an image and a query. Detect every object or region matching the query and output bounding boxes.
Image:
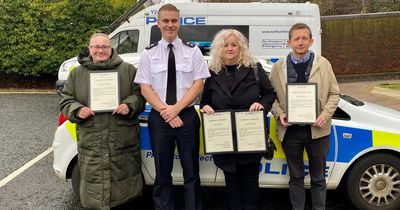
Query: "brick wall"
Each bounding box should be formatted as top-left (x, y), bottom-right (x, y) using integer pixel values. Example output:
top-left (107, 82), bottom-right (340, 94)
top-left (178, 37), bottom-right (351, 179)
top-left (321, 12), bottom-right (400, 75)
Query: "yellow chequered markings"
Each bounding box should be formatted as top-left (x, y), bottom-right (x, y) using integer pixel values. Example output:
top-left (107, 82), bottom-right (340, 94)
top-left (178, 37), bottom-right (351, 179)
top-left (66, 121), bottom-right (77, 142)
top-left (372, 130), bottom-right (400, 147)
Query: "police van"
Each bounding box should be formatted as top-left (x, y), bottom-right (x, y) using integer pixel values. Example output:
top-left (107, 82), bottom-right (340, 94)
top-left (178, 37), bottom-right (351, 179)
top-left (55, 0), bottom-right (321, 93)
top-left (53, 1), bottom-right (400, 210)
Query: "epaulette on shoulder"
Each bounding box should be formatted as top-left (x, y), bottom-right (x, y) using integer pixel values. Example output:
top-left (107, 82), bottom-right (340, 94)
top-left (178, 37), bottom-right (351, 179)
top-left (182, 40), bottom-right (195, 48)
top-left (145, 42), bottom-right (158, 50)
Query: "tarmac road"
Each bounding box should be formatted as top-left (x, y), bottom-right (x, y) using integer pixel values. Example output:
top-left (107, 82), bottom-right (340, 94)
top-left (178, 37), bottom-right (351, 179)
top-left (3, 83), bottom-right (399, 209)
top-left (0, 93), bottom-right (78, 209)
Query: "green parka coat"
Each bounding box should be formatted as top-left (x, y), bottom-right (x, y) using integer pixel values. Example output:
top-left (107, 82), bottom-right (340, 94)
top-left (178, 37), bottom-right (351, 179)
top-left (60, 49), bottom-right (146, 210)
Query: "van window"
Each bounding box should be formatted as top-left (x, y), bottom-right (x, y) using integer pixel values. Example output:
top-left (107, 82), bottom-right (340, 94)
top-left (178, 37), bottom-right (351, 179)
top-left (150, 25), bottom-right (249, 55)
top-left (110, 30), bottom-right (140, 54)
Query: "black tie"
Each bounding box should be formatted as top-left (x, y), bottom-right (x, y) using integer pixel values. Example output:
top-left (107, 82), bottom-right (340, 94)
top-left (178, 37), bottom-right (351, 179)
top-left (166, 43), bottom-right (177, 105)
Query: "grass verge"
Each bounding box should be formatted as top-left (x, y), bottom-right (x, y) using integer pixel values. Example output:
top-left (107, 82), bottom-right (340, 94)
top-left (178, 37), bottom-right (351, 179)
top-left (379, 83), bottom-right (400, 90)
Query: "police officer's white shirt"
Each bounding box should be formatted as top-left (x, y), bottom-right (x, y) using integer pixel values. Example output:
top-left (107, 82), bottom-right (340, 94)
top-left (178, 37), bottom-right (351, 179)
top-left (135, 37), bottom-right (210, 104)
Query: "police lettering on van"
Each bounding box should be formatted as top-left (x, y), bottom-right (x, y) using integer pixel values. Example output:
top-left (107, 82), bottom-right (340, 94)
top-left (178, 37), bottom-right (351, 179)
top-left (146, 16), bottom-right (206, 25)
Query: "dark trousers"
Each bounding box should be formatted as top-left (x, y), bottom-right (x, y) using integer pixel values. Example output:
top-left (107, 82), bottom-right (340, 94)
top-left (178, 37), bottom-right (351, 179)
top-left (223, 161), bottom-right (260, 210)
top-left (282, 125), bottom-right (330, 210)
top-left (148, 106), bottom-right (202, 210)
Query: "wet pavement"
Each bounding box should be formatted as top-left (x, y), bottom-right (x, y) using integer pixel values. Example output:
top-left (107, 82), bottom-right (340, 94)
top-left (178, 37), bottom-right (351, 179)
top-left (339, 79), bottom-right (400, 111)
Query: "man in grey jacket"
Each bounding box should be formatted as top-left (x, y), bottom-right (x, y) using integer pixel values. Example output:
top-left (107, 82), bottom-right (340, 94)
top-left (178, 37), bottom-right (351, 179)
top-left (269, 23), bottom-right (340, 210)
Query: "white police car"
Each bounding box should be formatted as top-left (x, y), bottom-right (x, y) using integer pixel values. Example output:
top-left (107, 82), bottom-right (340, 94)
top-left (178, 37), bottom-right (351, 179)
top-left (53, 74), bottom-right (400, 210)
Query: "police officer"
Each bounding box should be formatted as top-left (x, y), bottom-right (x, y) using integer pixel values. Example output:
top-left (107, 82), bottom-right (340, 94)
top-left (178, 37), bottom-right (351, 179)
top-left (134, 3), bottom-right (210, 210)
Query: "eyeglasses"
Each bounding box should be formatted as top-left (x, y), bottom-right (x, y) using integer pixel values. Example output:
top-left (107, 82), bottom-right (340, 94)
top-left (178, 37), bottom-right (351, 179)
top-left (89, 45), bottom-right (111, 51)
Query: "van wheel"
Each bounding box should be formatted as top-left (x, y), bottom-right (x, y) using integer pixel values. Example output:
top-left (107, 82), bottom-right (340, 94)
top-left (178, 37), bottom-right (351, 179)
top-left (346, 153), bottom-right (400, 210)
top-left (71, 162), bottom-right (80, 201)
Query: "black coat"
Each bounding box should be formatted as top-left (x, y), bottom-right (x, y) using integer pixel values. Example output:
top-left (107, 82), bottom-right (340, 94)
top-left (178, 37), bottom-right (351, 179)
top-left (200, 63), bottom-right (276, 173)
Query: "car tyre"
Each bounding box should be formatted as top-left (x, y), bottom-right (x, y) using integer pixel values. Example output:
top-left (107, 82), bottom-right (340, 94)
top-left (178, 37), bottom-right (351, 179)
top-left (346, 153), bottom-right (400, 210)
top-left (71, 162), bottom-right (80, 201)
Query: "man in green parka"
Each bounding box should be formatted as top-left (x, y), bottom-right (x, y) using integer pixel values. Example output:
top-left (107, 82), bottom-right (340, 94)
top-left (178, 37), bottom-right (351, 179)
top-left (60, 33), bottom-right (146, 210)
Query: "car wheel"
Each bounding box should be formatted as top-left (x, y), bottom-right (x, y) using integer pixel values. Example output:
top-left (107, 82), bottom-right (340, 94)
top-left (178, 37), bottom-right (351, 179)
top-left (71, 162), bottom-right (80, 201)
top-left (346, 153), bottom-right (400, 210)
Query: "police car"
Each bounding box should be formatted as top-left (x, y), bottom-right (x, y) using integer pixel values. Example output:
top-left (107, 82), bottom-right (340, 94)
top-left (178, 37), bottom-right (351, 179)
top-left (53, 67), bottom-right (400, 210)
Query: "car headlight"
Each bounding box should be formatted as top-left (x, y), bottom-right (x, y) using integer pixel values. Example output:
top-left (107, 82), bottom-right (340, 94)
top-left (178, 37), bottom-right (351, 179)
top-left (58, 59), bottom-right (79, 81)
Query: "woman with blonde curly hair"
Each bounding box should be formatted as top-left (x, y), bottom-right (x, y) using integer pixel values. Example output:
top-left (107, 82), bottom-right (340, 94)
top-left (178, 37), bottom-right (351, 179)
top-left (200, 29), bottom-right (276, 210)
top-left (209, 29), bottom-right (257, 73)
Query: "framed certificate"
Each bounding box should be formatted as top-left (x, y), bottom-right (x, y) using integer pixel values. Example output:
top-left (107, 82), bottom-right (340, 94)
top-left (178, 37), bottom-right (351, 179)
top-left (201, 111), bottom-right (235, 154)
top-left (201, 110), bottom-right (267, 154)
top-left (286, 83), bottom-right (317, 124)
top-left (88, 71), bottom-right (120, 112)
top-left (234, 110), bottom-right (267, 152)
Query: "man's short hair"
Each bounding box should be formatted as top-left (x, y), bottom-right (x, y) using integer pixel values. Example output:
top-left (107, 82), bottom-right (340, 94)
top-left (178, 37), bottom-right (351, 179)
top-left (288, 23), bottom-right (312, 40)
top-left (158, 3), bottom-right (180, 19)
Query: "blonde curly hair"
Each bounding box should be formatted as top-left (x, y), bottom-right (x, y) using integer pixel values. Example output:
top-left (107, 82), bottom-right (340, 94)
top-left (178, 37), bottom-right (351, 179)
top-left (209, 29), bottom-right (257, 74)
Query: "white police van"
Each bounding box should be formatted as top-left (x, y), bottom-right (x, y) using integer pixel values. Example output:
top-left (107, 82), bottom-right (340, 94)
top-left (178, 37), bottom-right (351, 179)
top-left (55, 0), bottom-right (321, 93)
top-left (53, 1), bottom-right (400, 210)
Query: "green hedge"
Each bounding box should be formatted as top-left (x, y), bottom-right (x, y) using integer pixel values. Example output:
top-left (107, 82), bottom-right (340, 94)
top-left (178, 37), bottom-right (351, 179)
top-left (1, 1), bottom-right (399, 77)
top-left (0, 0), bottom-right (133, 77)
